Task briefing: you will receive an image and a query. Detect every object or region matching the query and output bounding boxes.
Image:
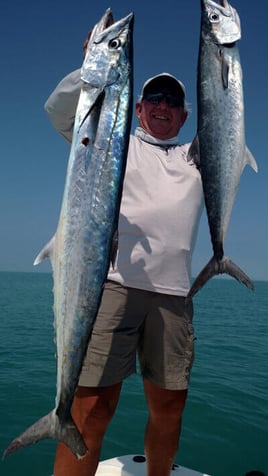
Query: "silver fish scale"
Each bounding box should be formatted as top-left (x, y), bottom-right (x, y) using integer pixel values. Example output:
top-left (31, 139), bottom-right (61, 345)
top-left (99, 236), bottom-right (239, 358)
top-left (54, 14), bottom-right (133, 415)
top-left (199, 42), bottom-right (244, 245)
top-left (187, 0), bottom-right (257, 299)
top-left (3, 10), bottom-right (134, 460)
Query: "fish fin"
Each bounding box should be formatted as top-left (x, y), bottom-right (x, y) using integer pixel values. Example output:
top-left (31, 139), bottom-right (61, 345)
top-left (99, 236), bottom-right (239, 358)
top-left (33, 236), bottom-right (55, 266)
top-left (188, 135), bottom-right (200, 168)
top-left (222, 257), bottom-right (254, 290)
top-left (2, 410), bottom-right (88, 461)
top-left (110, 229), bottom-right (118, 269)
top-left (187, 256), bottom-right (218, 299)
top-left (220, 49), bottom-right (229, 89)
top-left (245, 146), bottom-right (258, 173)
top-left (187, 255), bottom-right (254, 299)
top-left (78, 89), bottom-right (105, 131)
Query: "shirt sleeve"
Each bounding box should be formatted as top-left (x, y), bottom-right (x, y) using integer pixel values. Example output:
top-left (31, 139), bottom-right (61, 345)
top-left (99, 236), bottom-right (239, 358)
top-left (44, 69), bottom-right (82, 143)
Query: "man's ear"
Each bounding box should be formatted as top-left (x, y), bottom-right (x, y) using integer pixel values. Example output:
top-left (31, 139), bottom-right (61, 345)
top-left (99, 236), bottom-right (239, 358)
top-left (180, 110), bottom-right (188, 127)
top-left (135, 102), bottom-right (142, 119)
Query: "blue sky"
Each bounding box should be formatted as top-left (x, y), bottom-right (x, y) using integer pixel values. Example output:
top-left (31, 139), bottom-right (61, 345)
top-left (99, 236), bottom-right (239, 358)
top-left (1, 0), bottom-right (267, 281)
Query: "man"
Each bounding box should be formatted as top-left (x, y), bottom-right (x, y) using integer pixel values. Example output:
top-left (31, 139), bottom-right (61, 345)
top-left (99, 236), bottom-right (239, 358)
top-left (45, 69), bottom-right (204, 476)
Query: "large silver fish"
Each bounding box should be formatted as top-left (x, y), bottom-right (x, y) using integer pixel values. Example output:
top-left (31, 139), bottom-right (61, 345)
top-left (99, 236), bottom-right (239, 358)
top-left (187, 0), bottom-right (257, 299)
top-left (3, 9), bottom-right (134, 460)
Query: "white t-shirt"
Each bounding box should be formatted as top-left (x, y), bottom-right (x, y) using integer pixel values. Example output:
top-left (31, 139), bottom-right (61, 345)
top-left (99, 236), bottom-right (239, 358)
top-left (108, 135), bottom-right (204, 296)
top-left (45, 69), bottom-right (204, 296)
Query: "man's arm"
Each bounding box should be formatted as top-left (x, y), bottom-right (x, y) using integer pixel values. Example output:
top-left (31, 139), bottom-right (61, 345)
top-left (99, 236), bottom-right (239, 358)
top-left (44, 69), bottom-right (82, 143)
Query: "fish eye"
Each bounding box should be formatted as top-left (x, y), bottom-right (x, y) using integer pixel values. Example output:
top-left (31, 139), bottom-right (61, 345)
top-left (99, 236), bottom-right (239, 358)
top-left (209, 12), bottom-right (220, 22)
top-left (109, 38), bottom-right (121, 49)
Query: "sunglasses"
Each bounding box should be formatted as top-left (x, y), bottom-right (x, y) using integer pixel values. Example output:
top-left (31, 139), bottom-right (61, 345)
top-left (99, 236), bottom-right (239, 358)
top-left (143, 92), bottom-right (184, 108)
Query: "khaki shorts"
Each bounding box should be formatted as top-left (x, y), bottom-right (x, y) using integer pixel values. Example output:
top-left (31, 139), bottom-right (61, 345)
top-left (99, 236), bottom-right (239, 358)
top-left (79, 280), bottom-right (195, 390)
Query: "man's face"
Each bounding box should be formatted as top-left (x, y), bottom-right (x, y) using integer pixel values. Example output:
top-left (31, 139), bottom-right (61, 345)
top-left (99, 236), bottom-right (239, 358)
top-left (135, 89), bottom-right (187, 140)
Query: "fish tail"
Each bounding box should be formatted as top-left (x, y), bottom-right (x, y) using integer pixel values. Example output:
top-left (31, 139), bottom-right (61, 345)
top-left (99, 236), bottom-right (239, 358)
top-left (2, 410), bottom-right (88, 461)
top-left (187, 255), bottom-right (254, 299)
top-left (222, 256), bottom-right (254, 290)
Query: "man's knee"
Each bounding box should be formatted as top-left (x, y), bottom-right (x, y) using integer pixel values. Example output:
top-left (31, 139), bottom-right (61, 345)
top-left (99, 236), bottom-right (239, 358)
top-left (73, 383), bottom-right (122, 432)
top-left (143, 380), bottom-right (188, 423)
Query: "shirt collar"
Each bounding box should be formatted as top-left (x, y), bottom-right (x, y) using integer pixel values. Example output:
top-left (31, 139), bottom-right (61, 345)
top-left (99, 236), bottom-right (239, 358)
top-left (135, 127), bottom-right (179, 148)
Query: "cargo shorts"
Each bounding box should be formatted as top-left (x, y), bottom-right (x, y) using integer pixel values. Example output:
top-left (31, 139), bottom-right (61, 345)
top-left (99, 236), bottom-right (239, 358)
top-left (79, 280), bottom-right (195, 390)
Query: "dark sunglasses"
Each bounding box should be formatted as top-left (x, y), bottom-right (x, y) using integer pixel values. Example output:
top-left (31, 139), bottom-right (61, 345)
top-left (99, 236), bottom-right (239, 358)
top-left (143, 92), bottom-right (184, 108)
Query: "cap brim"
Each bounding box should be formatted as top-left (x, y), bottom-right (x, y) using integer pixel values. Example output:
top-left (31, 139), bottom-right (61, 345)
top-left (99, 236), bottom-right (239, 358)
top-left (141, 73), bottom-right (185, 101)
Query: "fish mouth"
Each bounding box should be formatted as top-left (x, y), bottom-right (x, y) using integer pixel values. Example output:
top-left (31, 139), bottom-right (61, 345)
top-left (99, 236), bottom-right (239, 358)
top-left (104, 9), bottom-right (114, 28)
top-left (205, 0), bottom-right (229, 6)
top-left (218, 0), bottom-right (229, 6)
top-left (89, 8), bottom-right (114, 43)
top-left (98, 8), bottom-right (115, 31)
top-left (202, 0), bottom-right (231, 14)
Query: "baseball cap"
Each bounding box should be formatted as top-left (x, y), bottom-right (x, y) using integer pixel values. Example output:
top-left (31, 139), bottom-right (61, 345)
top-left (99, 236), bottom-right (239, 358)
top-left (140, 73), bottom-right (186, 106)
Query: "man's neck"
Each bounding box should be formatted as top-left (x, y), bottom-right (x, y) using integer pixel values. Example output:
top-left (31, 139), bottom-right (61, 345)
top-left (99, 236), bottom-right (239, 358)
top-left (135, 127), bottom-right (179, 148)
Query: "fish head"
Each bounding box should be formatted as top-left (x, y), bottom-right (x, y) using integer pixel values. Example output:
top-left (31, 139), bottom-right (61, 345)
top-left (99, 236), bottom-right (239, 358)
top-left (81, 11), bottom-right (134, 90)
top-left (201, 0), bottom-right (241, 45)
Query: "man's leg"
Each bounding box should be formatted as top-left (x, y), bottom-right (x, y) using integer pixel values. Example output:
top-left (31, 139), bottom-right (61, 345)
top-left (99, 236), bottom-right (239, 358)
top-left (54, 383), bottom-right (122, 476)
top-left (143, 379), bottom-right (188, 476)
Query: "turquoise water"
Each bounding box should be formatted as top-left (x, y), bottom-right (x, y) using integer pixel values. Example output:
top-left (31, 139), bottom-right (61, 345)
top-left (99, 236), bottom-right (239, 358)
top-left (0, 272), bottom-right (267, 476)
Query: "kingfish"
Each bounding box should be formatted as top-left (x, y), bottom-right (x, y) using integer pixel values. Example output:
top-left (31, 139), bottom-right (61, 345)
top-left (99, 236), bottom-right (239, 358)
top-left (187, 0), bottom-right (257, 299)
top-left (3, 9), bottom-right (133, 459)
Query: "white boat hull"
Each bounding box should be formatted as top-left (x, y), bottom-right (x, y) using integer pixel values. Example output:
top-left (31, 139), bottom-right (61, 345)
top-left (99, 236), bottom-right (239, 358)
top-left (96, 454), bottom-right (211, 475)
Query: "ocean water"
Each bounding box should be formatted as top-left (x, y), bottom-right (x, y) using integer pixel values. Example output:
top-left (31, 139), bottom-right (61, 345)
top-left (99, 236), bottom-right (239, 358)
top-left (0, 271), bottom-right (267, 476)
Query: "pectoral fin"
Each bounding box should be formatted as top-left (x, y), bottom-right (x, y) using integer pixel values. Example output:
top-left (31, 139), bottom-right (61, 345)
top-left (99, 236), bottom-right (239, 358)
top-left (220, 48), bottom-right (229, 89)
top-left (34, 236), bottom-right (55, 266)
top-left (188, 135), bottom-right (200, 169)
top-left (245, 146), bottom-right (258, 173)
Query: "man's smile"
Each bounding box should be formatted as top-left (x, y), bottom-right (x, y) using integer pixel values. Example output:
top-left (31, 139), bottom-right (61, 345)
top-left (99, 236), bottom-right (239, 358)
top-left (152, 114), bottom-right (169, 121)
